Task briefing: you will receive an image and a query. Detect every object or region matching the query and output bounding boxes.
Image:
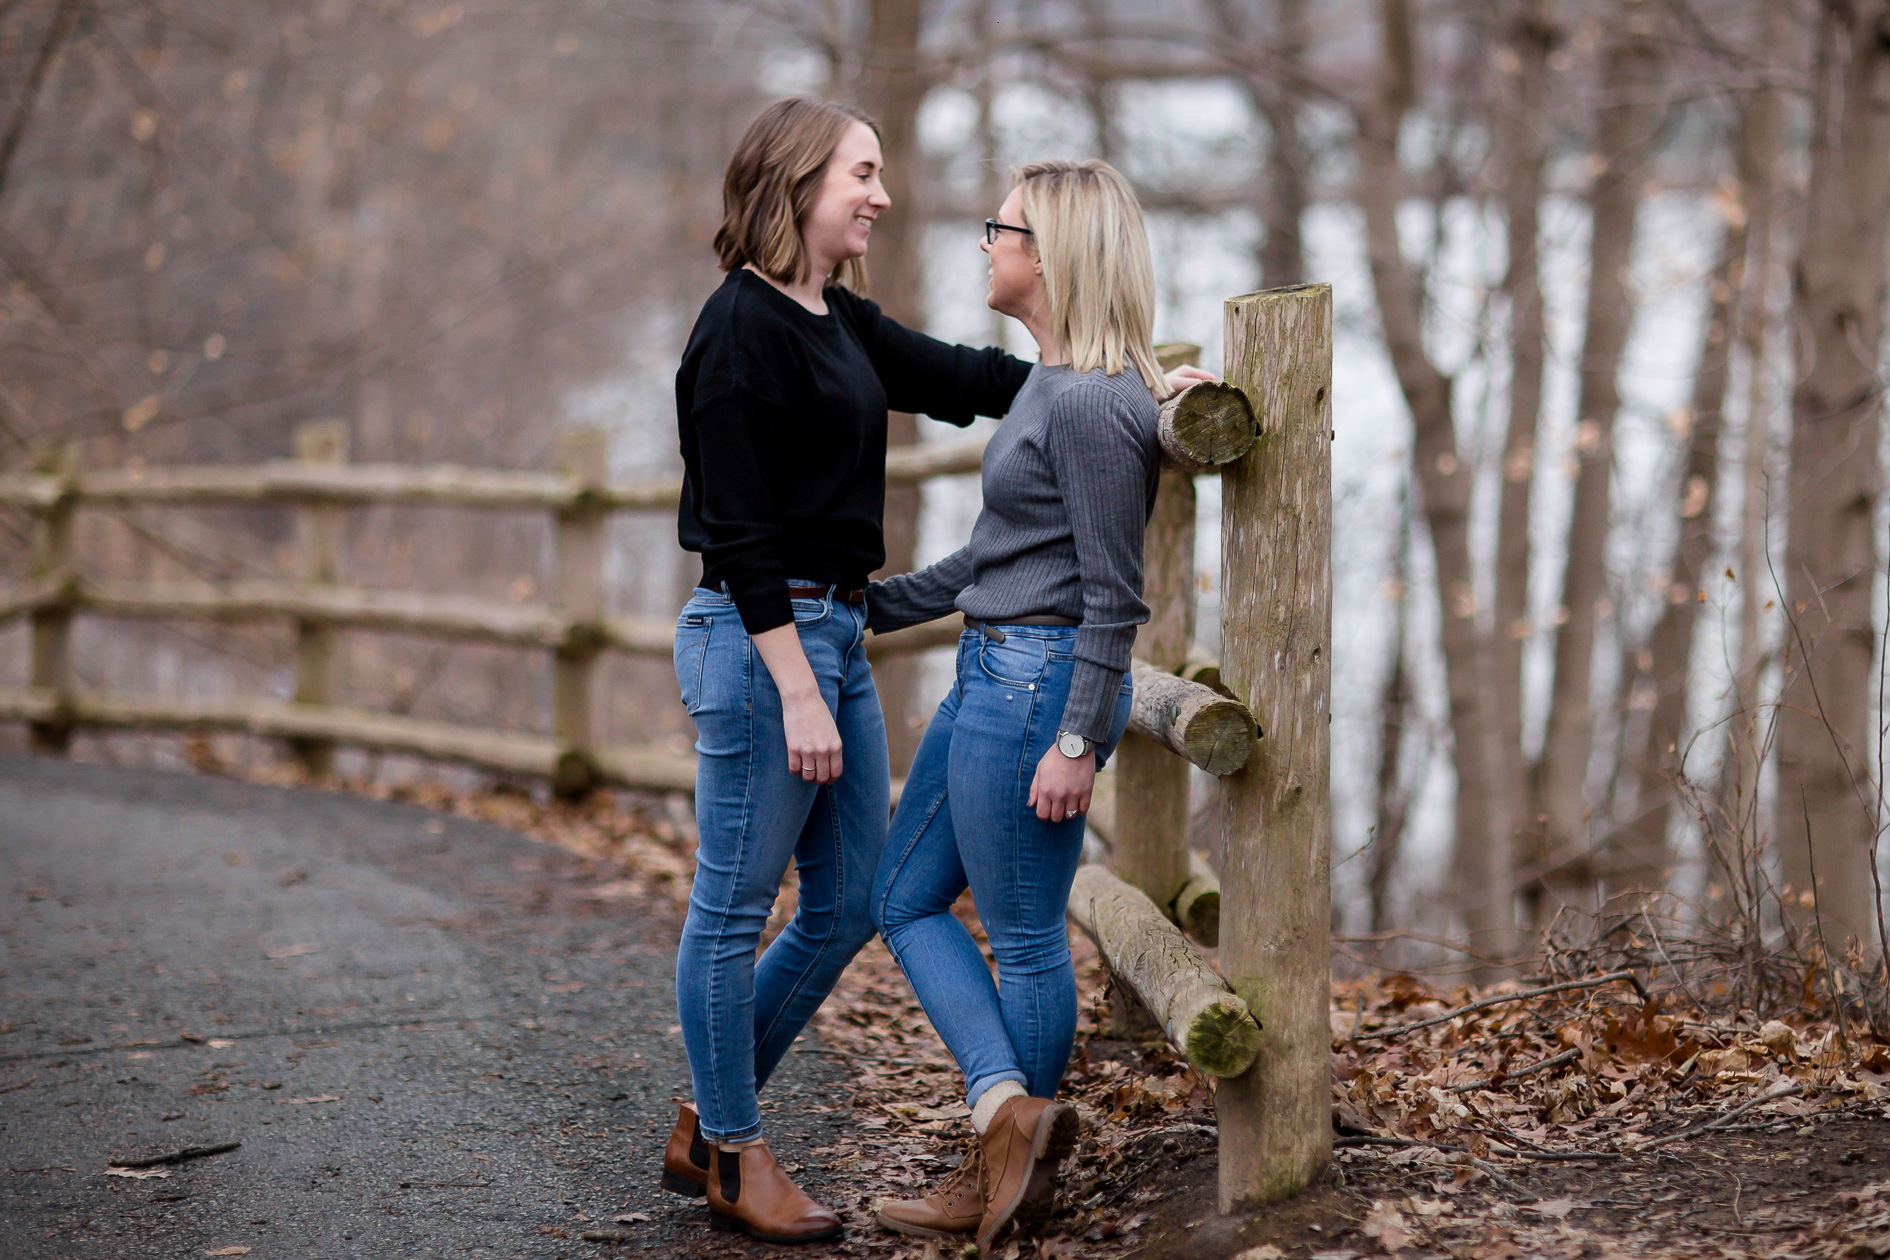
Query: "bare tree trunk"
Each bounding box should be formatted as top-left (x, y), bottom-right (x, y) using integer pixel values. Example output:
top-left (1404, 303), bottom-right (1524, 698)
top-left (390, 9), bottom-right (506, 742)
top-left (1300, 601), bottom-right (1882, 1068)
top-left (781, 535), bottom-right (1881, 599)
top-left (1355, 0), bottom-right (1517, 976)
top-left (1493, 0), bottom-right (1559, 924)
top-left (1609, 170), bottom-right (1748, 898)
top-left (1258, 0), bottom-right (1309, 288)
top-left (1202, 0), bottom-right (1307, 288)
top-left (1727, 0), bottom-right (1791, 838)
top-left (1369, 498), bottom-right (1412, 935)
top-left (858, 0), bottom-right (929, 771)
top-left (1776, 0), bottom-right (1890, 954)
top-left (1535, 0), bottom-right (1664, 906)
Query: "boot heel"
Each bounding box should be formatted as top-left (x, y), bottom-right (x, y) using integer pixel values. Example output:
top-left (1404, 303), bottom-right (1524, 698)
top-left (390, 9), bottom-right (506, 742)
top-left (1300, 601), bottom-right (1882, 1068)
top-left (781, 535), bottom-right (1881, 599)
top-left (709, 1210), bottom-right (742, 1234)
top-left (660, 1169), bottom-right (706, 1198)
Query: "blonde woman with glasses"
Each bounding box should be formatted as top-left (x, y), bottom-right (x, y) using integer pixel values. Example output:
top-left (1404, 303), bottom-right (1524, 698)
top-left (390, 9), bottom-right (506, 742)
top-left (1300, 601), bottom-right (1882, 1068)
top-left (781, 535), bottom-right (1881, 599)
top-left (866, 161), bottom-right (1212, 1250)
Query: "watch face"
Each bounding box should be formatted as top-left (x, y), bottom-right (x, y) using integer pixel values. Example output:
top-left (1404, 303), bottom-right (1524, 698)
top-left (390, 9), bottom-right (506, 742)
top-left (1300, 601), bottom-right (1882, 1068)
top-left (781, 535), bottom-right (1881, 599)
top-left (1058, 731), bottom-right (1088, 758)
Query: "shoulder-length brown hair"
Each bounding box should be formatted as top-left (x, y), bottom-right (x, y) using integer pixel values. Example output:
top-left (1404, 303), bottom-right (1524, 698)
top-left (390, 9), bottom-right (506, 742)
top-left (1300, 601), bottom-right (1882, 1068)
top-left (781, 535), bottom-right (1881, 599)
top-left (714, 96), bottom-right (880, 292)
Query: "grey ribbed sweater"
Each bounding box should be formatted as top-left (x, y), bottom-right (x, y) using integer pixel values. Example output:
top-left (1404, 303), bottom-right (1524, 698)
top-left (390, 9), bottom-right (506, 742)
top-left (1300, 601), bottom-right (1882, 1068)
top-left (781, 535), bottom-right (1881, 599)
top-left (866, 363), bottom-right (1160, 741)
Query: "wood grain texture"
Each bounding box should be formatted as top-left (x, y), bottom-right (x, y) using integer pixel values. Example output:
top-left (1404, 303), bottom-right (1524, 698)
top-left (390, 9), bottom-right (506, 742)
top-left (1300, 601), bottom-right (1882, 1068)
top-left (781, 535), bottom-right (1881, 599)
top-left (1216, 283), bottom-right (1333, 1208)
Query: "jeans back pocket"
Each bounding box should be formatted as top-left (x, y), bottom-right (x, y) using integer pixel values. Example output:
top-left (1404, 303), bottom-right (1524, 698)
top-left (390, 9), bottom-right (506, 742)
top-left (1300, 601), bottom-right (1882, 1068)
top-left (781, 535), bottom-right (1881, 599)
top-left (675, 615), bottom-right (710, 714)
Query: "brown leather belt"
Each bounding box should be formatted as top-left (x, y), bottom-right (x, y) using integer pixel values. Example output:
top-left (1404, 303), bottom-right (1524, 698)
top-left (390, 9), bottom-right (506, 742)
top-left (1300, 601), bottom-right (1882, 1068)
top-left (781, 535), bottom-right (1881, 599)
top-left (788, 583), bottom-right (866, 605)
top-left (964, 614), bottom-right (1079, 643)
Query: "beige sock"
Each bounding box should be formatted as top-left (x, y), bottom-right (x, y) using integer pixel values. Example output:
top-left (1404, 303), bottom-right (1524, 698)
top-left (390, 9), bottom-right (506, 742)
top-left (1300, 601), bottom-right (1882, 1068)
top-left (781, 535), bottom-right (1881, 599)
top-left (717, 1136), bottom-right (763, 1153)
top-left (970, 1081), bottom-right (1026, 1134)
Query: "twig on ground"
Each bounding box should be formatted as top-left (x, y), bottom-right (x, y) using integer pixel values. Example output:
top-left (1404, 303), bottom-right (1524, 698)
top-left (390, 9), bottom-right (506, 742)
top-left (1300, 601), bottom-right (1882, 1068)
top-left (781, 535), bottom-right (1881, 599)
top-left (1641, 1080), bottom-right (1804, 1150)
top-left (1352, 970), bottom-right (1647, 1042)
top-left (108, 1141), bottom-right (241, 1169)
top-left (1448, 1047), bottom-right (1581, 1093)
top-left (0, 1075), bottom-right (37, 1095)
top-left (1470, 1157), bottom-right (1531, 1199)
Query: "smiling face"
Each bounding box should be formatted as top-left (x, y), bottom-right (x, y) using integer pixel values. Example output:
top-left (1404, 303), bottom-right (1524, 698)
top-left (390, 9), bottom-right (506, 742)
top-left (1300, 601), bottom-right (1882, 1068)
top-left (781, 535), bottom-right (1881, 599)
top-left (800, 121), bottom-right (889, 279)
top-left (981, 185), bottom-right (1045, 324)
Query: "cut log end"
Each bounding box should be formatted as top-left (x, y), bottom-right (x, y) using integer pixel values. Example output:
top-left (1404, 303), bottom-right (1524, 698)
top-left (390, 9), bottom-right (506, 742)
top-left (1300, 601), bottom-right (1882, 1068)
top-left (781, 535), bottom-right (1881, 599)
top-left (1158, 382), bottom-right (1259, 472)
top-left (1185, 700), bottom-right (1260, 776)
top-left (1174, 875), bottom-right (1220, 948)
top-left (1181, 996), bottom-right (1263, 1079)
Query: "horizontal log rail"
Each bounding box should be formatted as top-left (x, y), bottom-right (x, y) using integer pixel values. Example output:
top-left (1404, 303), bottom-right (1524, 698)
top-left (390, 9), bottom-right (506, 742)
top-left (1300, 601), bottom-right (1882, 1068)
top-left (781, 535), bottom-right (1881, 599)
top-left (1066, 862), bottom-right (1259, 1078)
top-left (0, 579), bottom-right (964, 664)
top-left (1084, 769), bottom-right (1221, 947)
top-left (1127, 657), bottom-right (1258, 776)
top-left (0, 387), bottom-right (1248, 516)
top-left (0, 444), bottom-right (974, 513)
top-left (0, 686), bottom-right (694, 797)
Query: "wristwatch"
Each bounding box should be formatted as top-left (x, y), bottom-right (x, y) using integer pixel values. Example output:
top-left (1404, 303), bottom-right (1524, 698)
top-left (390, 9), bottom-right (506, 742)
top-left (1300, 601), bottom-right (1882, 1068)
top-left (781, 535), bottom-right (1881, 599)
top-left (1056, 730), bottom-right (1094, 760)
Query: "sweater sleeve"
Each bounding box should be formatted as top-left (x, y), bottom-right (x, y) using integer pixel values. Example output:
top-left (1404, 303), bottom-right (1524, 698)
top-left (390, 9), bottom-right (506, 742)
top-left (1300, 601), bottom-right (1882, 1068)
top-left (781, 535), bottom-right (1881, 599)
top-left (866, 547), bottom-right (976, 634)
top-left (830, 287), bottom-right (1031, 425)
top-left (1041, 383), bottom-right (1156, 742)
top-left (685, 370), bottom-right (796, 635)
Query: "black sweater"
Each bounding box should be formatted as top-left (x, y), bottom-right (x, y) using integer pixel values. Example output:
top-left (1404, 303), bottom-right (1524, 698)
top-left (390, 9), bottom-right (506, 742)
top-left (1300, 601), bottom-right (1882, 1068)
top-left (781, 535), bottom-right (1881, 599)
top-left (676, 268), bottom-right (1031, 635)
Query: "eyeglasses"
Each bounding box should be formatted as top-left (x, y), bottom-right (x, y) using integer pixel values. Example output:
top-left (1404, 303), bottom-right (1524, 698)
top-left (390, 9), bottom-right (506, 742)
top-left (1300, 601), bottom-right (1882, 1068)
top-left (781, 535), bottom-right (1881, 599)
top-left (984, 218), bottom-right (1033, 245)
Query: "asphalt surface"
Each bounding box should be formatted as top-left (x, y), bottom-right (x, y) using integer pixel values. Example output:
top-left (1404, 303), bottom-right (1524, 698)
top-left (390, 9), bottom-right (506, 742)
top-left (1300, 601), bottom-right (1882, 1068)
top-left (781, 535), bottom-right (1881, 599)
top-left (0, 755), bottom-right (851, 1259)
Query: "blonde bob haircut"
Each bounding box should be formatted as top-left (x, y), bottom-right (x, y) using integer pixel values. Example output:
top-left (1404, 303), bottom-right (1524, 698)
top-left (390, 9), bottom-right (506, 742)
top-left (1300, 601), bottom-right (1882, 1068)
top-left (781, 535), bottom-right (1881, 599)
top-left (1011, 159), bottom-right (1165, 398)
top-left (715, 96), bottom-right (880, 292)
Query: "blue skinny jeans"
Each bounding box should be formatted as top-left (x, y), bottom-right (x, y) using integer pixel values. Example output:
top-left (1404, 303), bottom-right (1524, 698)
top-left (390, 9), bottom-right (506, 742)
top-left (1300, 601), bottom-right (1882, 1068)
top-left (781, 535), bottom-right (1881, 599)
top-left (872, 625), bottom-right (1133, 1110)
top-left (672, 584), bottom-right (888, 1141)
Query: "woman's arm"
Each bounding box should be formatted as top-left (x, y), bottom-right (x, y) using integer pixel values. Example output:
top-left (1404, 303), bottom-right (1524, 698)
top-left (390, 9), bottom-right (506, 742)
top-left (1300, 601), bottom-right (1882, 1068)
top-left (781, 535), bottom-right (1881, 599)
top-left (866, 547), bottom-right (975, 634)
top-left (1027, 383), bottom-right (1159, 822)
top-left (831, 289), bottom-right (1031, 425)
top-left (750, 624), bottom-right (844, 784)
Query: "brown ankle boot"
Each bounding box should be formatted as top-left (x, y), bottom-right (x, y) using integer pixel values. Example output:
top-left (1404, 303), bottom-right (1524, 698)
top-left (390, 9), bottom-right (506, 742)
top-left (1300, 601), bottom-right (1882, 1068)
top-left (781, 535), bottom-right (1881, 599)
top-left (977, 1096), bottom-right (1078, 1251)
top-left (659, 1104), bottom-right (710, 1197)
top-left (706, 1141), bottom-right (844, 1244)
top-left (875, 1137), bottom-right (986, 1239)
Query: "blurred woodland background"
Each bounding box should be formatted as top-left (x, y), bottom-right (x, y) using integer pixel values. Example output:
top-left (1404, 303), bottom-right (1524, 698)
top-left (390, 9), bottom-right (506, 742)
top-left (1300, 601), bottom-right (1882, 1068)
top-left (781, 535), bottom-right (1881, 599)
top-left (1, 0), bottom-right (1886, 979)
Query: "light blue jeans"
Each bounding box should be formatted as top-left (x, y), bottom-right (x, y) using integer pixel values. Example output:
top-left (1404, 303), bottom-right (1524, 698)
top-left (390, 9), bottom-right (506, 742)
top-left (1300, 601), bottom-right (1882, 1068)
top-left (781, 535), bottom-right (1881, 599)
top-left (672, 584), bottom-right (888, 1141)
top-left (872, 626), bottom-right (1133, 1110)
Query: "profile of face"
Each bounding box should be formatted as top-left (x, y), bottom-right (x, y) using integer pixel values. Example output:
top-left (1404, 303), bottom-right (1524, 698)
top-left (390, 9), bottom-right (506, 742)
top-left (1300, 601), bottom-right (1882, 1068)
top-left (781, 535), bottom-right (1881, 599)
top-left (801, 121), bottom-right (890, 274)
top-left (981, 185), bottom-right (1045, 324)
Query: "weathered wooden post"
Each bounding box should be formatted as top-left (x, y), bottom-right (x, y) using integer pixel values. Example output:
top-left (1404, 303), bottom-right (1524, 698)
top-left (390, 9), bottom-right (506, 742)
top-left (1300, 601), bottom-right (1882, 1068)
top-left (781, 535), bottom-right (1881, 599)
top-left (1216, 284), bottom-right (1333, 1207)
top-left (27, 440), bottom-right (78, 754)
top-left (289, 420), bottom-right (348, 776)
top-left (552, 427), bottom-right (608, 797)
top-left (1111, 342), bottom-right (1204, 915)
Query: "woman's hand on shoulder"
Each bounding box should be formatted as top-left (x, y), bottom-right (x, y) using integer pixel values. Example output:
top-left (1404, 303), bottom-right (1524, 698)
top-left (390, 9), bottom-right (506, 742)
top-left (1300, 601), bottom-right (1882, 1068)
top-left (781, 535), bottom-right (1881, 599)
top-left (1028, 745), bottom-right (1096, 824)
top-left (1162, 364), bottom-right (1218, 398)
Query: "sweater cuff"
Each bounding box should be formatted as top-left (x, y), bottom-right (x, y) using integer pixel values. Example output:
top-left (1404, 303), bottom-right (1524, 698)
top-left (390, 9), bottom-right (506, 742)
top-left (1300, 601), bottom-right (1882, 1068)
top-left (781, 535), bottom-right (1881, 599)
top-left (729, 581), bottom-right (794, 637)
top-left (1057, 660), bottom-right (1124, 744)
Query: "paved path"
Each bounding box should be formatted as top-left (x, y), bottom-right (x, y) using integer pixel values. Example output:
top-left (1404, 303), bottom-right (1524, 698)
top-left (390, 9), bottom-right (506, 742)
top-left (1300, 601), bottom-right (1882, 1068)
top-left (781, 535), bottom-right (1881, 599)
top-left (0, 755), bottom-right (848, 1259)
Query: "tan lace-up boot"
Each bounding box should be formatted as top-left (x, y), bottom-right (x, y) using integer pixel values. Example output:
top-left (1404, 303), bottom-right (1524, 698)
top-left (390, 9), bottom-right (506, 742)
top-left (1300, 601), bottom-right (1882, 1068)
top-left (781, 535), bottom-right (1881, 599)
top-left (976, 1095), bottom-right (1079, 1251)
top-left (874, 1137), bottom-right (986, 1239)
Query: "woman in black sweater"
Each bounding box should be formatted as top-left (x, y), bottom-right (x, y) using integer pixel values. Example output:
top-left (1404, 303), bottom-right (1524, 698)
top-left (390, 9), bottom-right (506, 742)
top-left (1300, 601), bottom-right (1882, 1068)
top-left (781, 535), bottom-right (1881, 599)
top-left (659, 97), bottom-right (1031, 1244)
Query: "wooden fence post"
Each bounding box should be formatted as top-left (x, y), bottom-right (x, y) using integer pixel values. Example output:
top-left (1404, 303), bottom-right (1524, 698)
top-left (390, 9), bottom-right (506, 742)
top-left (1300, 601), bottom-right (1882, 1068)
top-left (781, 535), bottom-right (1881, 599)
top-left (1216, 284), bottom-right (1333, 1208)
top-left (27, 440), bottom-right (78, 754)
top-left (1111, 343), bottom-right (1203, 915)
top-left (553, 427), bottom-right (608, 797)
top-left (290, 420), bottom-right (349, 776)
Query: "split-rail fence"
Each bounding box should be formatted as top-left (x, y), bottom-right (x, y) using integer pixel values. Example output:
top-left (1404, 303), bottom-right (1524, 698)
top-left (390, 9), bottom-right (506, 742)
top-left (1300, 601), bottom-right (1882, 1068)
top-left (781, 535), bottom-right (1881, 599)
top-left (0, 287), bottom-right (1331, 1209)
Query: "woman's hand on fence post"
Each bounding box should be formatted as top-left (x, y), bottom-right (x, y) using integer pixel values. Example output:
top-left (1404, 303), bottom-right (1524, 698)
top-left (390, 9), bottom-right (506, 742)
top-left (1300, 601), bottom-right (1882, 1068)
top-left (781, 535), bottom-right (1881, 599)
top-left (1028, 746), bottom-right (1095, 822)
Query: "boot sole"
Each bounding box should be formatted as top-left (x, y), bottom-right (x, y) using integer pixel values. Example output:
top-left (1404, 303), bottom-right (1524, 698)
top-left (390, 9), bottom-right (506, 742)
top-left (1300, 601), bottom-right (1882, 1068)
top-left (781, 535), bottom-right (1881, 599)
top-left (978, 1102), bottom-right (1079, 1251)
top-left (659, 1169), bottom-right (706, 1198)
top-left (710, 1210), bottom-right (844, 1244)
top-left (874, 1208), bottom-right (978, 1240)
